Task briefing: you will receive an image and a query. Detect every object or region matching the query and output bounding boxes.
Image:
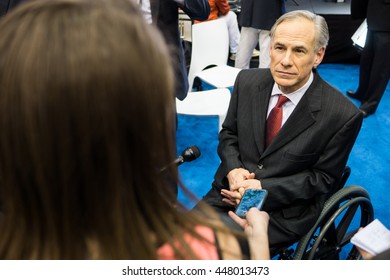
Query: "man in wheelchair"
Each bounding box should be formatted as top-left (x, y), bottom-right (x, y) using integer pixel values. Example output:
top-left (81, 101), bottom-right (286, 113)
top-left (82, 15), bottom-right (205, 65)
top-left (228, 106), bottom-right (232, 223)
top-left (196, 10), bottom-right (365, 258)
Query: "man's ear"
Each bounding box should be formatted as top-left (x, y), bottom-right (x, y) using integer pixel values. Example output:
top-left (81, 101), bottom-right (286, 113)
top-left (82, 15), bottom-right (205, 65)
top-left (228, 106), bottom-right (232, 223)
top-left (313, 47), bottom-right (325, 68)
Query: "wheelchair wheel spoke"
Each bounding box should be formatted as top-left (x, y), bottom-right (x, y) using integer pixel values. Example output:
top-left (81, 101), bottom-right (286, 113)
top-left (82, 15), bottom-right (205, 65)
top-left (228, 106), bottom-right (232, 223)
top-left (335, 203), bottom-right (359, 243)
top-left (339, 229), bottom-right (358, 247)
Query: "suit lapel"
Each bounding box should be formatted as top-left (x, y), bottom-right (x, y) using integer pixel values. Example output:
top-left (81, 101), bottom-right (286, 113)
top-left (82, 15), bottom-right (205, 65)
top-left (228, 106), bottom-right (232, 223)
top-left (260, 71), bottom-right (322, 158)
top-left (253, 77), bottom-right (273, 155)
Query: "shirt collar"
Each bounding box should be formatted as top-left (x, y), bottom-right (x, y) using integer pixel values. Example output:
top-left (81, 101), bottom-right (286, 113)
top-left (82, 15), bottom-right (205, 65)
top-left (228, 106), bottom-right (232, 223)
top-left (271, 71), bottom-right (314, 106)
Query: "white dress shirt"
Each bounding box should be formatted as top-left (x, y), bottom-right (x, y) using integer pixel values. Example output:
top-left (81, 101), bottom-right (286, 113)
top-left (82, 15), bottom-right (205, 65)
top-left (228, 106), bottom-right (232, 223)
top-left (267, 71), bottom-right (314, 126)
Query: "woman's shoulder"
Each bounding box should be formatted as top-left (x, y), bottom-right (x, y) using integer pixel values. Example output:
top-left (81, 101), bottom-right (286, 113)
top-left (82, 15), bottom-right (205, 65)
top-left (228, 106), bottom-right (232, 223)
top-left (157, 225), bottom-right (220, 260)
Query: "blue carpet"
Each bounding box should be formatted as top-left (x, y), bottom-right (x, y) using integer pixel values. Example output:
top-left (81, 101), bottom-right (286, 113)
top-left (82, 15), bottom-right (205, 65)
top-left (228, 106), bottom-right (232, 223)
top-left (176, 63), bottom-right (390, 231)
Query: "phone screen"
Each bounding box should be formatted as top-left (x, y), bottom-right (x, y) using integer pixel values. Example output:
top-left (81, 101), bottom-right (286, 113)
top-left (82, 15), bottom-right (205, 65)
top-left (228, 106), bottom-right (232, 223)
top-left (234, 189), bottom-right (268, 219)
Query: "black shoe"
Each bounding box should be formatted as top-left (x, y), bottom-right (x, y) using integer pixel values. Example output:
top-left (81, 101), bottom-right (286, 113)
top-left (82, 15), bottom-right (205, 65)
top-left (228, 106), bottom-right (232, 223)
top-left (346, 90), bottom-right (363, 101)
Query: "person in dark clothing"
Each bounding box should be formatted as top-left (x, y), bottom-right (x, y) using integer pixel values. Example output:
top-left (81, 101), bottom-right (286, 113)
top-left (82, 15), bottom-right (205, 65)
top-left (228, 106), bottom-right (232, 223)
top-left (234, 0), bottom-right (285, 69)
top-left (0, 0), bottom-right (25, 16)
top-left (347, 0), bottom-right (390, 117)
top-left (196, 10), bottom-right (363, 250)
top-left (138, 0), bottom-right (210, 100)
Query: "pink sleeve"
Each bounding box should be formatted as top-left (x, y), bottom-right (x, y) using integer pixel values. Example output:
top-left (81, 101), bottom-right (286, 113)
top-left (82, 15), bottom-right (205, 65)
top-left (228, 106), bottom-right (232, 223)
top-left (157, 226), bottom-right (219, 260)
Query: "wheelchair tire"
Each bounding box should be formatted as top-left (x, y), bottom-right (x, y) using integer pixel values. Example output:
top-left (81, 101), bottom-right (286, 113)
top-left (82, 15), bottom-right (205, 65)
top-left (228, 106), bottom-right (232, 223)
top-left (293, 185), bottom-right (374, 260)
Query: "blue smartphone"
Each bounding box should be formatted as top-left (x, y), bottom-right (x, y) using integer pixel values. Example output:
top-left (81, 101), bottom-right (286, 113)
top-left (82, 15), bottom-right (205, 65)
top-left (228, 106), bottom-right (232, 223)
top-left (234, 189), bottom-right (268, 219)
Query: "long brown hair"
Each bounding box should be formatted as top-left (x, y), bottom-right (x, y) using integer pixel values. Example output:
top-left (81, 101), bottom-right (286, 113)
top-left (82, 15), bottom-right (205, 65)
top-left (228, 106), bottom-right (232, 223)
top-left (0, 0), bottom-right (218, 259)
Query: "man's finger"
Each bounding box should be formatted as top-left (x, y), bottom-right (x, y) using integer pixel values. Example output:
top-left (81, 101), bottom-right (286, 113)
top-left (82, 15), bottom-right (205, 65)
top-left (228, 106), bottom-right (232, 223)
top-left (222, 198), bottom-right (236, 206)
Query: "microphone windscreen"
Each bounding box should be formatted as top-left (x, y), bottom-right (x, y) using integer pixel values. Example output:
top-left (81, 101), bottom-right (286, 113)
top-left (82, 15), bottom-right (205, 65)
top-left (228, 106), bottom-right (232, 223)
top-left (182, 145), bottom-right (201, 162)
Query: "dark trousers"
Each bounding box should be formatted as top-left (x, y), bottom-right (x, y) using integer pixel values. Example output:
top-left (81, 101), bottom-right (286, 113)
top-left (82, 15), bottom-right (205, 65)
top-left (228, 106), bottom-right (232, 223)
top-left (355, 30), bottom-right (390, 113)
top-left (0, 0), bottom-right (25, 16)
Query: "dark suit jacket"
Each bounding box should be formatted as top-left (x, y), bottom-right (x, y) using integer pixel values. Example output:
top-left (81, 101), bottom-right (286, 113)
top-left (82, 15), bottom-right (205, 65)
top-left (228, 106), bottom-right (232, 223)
top-left (351, 0), bottom-right (390, 31)
top-left (150, 0), bottom-right (210, 100)
top-left (0, 0), bottom-right (25, 16)
top-left (213, 68), bottom-right (363, 239)
top-left (238, 0), bottom-right (285, 30)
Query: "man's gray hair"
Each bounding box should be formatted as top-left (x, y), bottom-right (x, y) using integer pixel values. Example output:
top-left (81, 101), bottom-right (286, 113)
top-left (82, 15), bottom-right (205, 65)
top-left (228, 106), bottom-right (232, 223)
top-left (270, 10), bottom-right (329, 51)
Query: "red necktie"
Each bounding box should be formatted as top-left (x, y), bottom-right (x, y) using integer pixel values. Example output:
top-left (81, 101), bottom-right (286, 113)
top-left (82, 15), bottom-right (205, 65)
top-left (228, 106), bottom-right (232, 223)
top-left (266, 95), bottom-right (289, 147)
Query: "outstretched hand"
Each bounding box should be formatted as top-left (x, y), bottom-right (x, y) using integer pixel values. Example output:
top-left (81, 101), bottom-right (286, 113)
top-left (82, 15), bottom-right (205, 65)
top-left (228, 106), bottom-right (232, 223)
top-left (229, 208), bottom-right (269, 236)
top-left (228, 208), bottom-right (270, 260)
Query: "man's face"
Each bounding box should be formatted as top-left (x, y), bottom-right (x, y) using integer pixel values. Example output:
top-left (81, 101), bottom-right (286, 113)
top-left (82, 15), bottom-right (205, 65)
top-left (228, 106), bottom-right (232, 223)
top-left (270, 18), bottom-right (325, 94)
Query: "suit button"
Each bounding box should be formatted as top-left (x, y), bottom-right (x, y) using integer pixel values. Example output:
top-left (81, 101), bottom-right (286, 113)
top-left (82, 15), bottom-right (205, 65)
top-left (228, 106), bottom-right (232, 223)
top-left (257, 164), bottom-right (263, 170)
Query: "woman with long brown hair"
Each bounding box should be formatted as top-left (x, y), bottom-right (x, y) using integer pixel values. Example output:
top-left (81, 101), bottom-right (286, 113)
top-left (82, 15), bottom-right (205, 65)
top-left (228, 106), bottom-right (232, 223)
top-left (0, 0), bottom-right (269, 259)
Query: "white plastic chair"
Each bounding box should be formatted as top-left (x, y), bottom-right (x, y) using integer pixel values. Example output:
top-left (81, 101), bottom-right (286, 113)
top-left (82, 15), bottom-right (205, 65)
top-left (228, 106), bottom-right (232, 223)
top-left (187, 19), bottom-right (241, 92)
top-left (176, 88), bottom-right (231, 131)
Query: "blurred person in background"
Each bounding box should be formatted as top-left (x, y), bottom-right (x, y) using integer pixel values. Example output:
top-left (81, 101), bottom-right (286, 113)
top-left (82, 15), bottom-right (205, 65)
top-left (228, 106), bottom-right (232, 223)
top-left (136, 0), bottom-right (210, 101)
top-left (234, 0), bottom-right (285, 69)
top-left (347, 0), bottom-right (390, 117)
top-left (0, 0), bottom-right (25, 16)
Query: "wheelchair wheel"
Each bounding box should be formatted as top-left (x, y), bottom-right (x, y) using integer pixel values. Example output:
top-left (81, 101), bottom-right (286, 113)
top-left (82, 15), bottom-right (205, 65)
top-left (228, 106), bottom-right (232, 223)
top-left (293, 185), bottom-right (374, 260)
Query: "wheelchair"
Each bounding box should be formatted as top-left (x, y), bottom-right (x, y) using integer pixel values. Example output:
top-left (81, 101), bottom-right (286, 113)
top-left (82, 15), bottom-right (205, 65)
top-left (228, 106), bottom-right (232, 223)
top-left (275, 167), bottom-right (374, 260)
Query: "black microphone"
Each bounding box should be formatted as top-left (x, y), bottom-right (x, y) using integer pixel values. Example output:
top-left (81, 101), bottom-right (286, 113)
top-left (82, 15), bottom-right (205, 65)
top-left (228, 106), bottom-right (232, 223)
top-left (174, 145), bottom-right (201, 166)
top-left (160, 145), bottom-right (201, 172)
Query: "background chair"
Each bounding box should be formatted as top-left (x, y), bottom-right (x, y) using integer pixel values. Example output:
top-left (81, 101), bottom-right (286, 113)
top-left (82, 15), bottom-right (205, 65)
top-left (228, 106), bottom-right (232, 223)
top-left (176, 88), bottom-right (231, 132)
top-left (187, 18), bottom-right (241, 92)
